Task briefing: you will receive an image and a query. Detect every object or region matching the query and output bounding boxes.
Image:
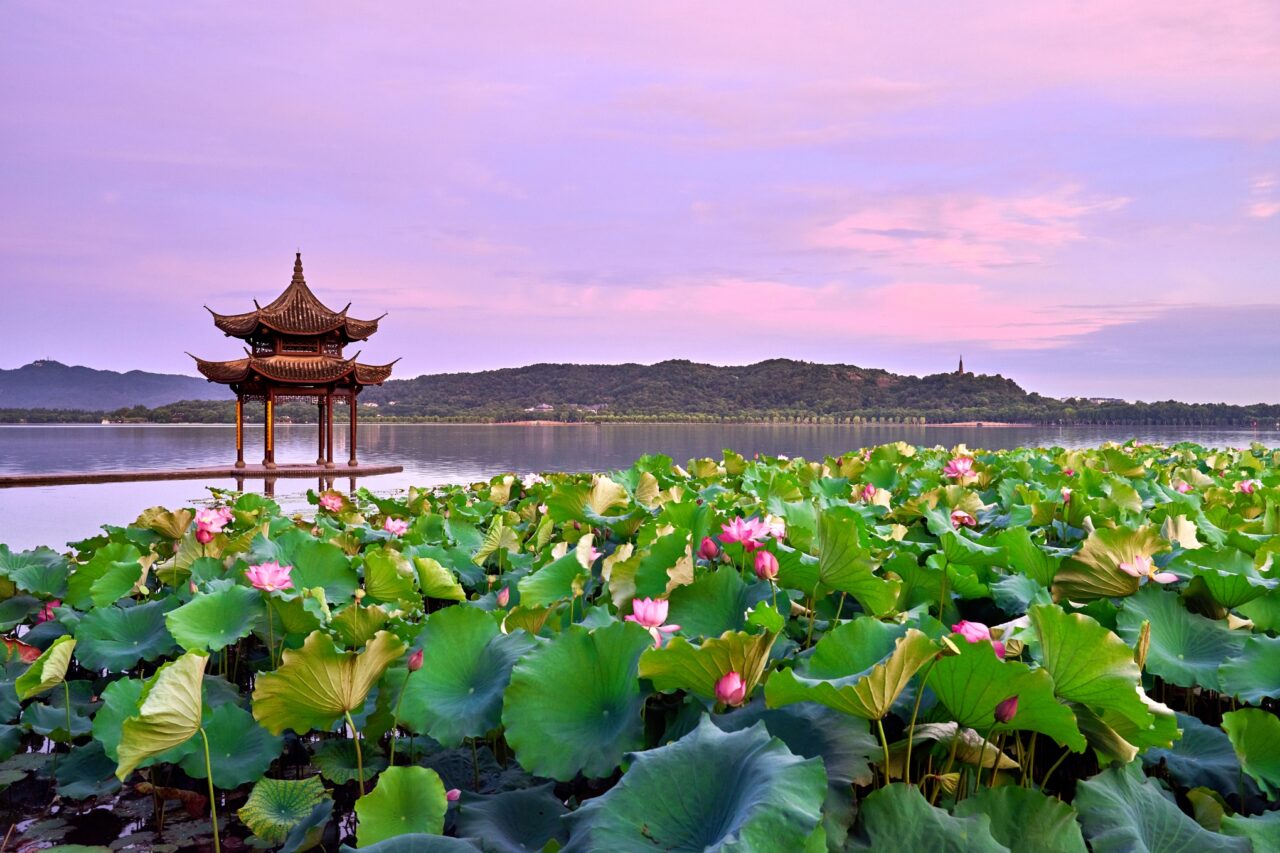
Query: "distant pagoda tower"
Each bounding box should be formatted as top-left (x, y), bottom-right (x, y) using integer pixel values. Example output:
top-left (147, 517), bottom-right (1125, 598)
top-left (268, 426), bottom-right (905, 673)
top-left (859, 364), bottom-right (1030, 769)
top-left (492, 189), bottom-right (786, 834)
top-left (190, 253), bottom-right (397, 469)
top-left (957, 355), bottom-right (965, 374)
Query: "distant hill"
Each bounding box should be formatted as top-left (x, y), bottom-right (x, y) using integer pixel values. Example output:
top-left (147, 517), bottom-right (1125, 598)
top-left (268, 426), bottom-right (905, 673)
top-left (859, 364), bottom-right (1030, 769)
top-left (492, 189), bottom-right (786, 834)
top-left (360, 358), bottom-right (1042, 421)
top-left (0, 360), bottom-right (229, 410)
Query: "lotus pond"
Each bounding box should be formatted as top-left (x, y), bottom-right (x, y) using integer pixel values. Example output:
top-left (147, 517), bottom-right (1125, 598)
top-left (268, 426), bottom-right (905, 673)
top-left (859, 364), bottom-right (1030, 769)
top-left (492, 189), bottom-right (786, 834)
top-left (0, 441), bottom-right (1278, 852)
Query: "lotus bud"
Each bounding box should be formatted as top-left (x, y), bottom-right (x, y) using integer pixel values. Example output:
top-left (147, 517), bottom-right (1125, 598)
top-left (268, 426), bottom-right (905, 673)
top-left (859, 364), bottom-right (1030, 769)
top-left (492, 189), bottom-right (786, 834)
top-left (994, 695), bottom-right (1018, 723)
top-left (1135, 620), bottom-right (1151, 670)
top-left (446, 788), bottom-right (461, 802)
top-left (754, 550), bottom-right (779, 581)
top-left (407, 649), bottom-right (424, 672)
top-left (195, 528), bottom-right (214, 545)
top-left (497, 586), bottom-right (510, 607)
top-left (189, 581), bottom-right (198, 594)
top-left (572, 521), bottom-right (581, 531)
top-left (354, 588), bottom-right (366, 602)
top-left (715, 671), bottom-right (747, 706)
top-left (699, 537), bottom-right (720, 561)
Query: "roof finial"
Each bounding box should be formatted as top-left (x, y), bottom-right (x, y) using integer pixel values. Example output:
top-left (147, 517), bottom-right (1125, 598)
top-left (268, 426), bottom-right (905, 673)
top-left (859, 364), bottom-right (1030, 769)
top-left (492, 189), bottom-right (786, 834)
top-left (292, 251), bottom-right (304, 285)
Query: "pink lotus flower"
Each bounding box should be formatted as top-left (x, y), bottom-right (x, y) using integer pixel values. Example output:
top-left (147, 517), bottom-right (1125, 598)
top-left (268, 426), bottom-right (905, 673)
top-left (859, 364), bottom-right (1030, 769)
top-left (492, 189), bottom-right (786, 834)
top-left (246, 561), bottom-right (294, 592)
top-left (994, 695), bottom-right (1019, 723)
top-left (35, 600), bottom-right (60, 624)
top-left (715, 671), bottom-right (747, 706)
top-left (383, 517), bottom-right (409, 536)
top-left (407, 649), bottom-right (424, 672)
top-left (1237, 479), bottom-right (1262, 495)
top-left (766, 517), bottom-right (786, 541)
top-left (943, 456), bottom-right (976, 480)
top-left (1118, 555), bottom-right (1178, 585)
top-left (720, 516), bottom-right (771, 552)
top-left (496, 586), bottom-right (510, 607)
top-left (952, 620), bottom-right (1005, 658)
top-left (699, 537), bottom-right (720, 561)
top-left (1173, 481), bottom-right (1191, 494)
top-left (195, 528), bottom-right (214, 545)
top-left (195, 507), bottom-right (232, 535)
top-left (861, 483), bottom-right (878, 501)
top-left (446, 788), bottom-right (461, 802)
top-left (951, 509), bottom-right (976, 529)
top-left (318, 492), bottom-right (344, 512)
top-left (625, 597), bottom-right (680, 647)
top-left (1061, 488), bottom-right (1072, 504)
top-left (1063, 468), bottom-right (1075, 477)
top-left (754, 550), bottom-right (779, 581)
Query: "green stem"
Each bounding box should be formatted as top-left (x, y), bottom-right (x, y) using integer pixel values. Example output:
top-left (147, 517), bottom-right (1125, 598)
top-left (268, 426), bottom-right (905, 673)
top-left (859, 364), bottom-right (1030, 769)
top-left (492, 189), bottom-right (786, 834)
top-left (1023, 733), bottom-right (1037, 788)
top-left (976, 723), bottom-right (998, 791)
top-left (388, 670), bottom-right (412, 768)
top-left (265, 595), bottom-right (276, 669)
top-left (875, 718), bottom-right (892, 788)
top-left (937, 567), bottom-right (950, 622)
top-left (198, 727), bottom-right (221, 853)
top-left (63, 680), bottom-right (73, 749)
top-left (902, 659), bottom-right (937, 787)
top-left (931, 727), bottom-right (964, 805)
top-left (345, 711), bottom-right (366, 796)
top-left (471, 738), bottom-right (480, 790)
top-left (803, 579), bottom-right (822, 650)
top-left (1038, 749), bottom-right (1069, 792)
top-left (770, 581), bottom-right (778, 611)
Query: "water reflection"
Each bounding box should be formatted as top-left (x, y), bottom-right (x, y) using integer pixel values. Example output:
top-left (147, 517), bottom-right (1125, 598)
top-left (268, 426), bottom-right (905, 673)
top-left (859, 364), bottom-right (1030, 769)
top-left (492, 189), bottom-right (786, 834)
top-left (0, 422), bottom-right (1276, 551)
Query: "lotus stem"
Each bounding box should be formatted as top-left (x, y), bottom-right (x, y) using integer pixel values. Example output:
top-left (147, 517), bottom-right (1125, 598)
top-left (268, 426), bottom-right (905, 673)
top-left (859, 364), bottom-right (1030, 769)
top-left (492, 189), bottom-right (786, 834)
top-left (388, 669), bottom-right (412, 767)
top-left (976, 723), bottom-right (998, 791)
top-left (932, 726), bottom-right (964, 805)
top-left (1038, 749), bottom-right (1069, 792)
top-left (345, 711), bottom-right (366, 796)
top-left (264, 594), bottom-right (276, 669)
top-left (1023, 733), bottom-right (1037, 788)
top-left (198, 727), bottom-right (221, 853)
top-left (63, 680), bottom-right (73, 749)
top-left (803, 579), bottom-right (821, 649)
top-left (875, 718), bottom-right (892, 788)
top-left (471, 737), bottom-right (480, 789)
top-left (903, 658), bottom-right (937, 787)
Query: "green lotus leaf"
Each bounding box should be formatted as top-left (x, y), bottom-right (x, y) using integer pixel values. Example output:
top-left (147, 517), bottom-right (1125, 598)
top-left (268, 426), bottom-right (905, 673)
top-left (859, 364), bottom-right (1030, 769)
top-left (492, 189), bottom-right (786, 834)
top-left (134, 506), bottom-right (195, 540)
top-left (502, 621), bottom-right (651, 781)
top-left (517, 551), bottom-right (589, 608)
top-left (1029, 603), bottom-right (1155, 733)
top-left (634, 531), bottom-right (692, 598)
top-left (55, 740), bottom-right (122, 801)
top-left (714, 700), bottom-right (879, 787)
top-left (639, 630), bottom-right (776, 703)
top-left (75, 598), bottom-right (179, 671)
top-left (331, 602), bottom-right (390, 649)
top-left (564, 717), bottom-right (826, 852)
top-left (765, 618), bottom-right (936, 720)
top-left (412, 557), bottom-right (467, 602)
top-left (1222, 708), bottom-right (1280, 798)
top-left (115, 651), bottom-right (207, 780)
top-left (953, 787), bottom-right (1086, 853)
top-left (846, 783), bottom-right (1005, 852)
top-left (279, 800), bottom-right (334, 853)
top-left (1221, 810), bottom-right (1280, 849)
top-left (454, 784), bottom-right (568, 853)
top-left (312, 736), bottom-right (388, 785)
top-left (65, 542), bottom-right (144, 610)
top-left (23, 696), bottom-right (93, 741)
top-left (1074, 761), bottom-right (1249, 853)
top-left (0, 724), bottom-right (21, 760)
top-left (252, 630), bottom-right (407, 736)
top-left (15, 635), bottom-right (76, 700)
top-left (179, 702), bottom-right (283, 789)
top-left (1052, 526), bottom-right (1167, 602)
top-left (364, 548), bottom-right (420, 608)
top-left (1174, 547), bottom-right (1277, 608)
top-left (666, 567), bottom-right (772, 639)
top-left (238, 776), bottom-right (331, 844)
top-left (288, 539), bottom-right (360, 604)
top-left (0, 596), bottom-right (40, 632)
top-left (398, 605), bottom-right (535, 747)
top-left (340, 836), bottom-right (481, 852)
top-left (1218, 634), bottom-right (1280, 704)
top-left (995, 527), bottom-right (1062, 587)
top-left (165, 579), bottom-right (265, 652)
top-left (930, 640), bottom-right (1086, 751)
top-left (1, 545), bottom-right (70, 598)
top-left (1142, 713), bottom-right (1257, 800)
top-left (1116, 585), bottom-right (1246, 691)
top-left (777, 506), bottom-right (900, 616)
top-left (472, 515), bottom-right (520, 566)
top-left (354, 765), bottom-right (447, 846)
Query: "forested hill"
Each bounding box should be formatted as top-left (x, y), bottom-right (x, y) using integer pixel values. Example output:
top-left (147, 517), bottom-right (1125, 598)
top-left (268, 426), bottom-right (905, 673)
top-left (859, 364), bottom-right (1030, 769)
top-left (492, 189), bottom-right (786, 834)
top-left (0, 360), bottom-right (229, 410)
top-left (360, 359), bottom-right (1040, 421)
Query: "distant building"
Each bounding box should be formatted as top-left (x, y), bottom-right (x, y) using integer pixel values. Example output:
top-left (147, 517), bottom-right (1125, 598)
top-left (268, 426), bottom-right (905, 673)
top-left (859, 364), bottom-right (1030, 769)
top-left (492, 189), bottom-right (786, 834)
top-left (525, 403), bottom-right (555, 412)
top-left (956, 355), bottom-right (966, 374)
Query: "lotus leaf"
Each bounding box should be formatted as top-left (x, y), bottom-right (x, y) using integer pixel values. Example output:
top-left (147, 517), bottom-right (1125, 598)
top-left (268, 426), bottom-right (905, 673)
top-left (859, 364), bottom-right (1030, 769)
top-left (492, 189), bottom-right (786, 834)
top-left (15, 635), bottom-right (75, 700)
top-left (354, 765), bottom-right (447, 846)
top-left (238, 776), bottom-right (331, 844)
top-left (165, 578), bottom-right (264, 652)
top-left (639, 629), bottom-right (776, 703)
top-left (1116, 585), bottom-right (1245, 690)
top-left (115, 651), bottom-right (207, 779)
top-left (1221, 708), bottom-right (1280, 798)
top-left (846, 783), bottom-right (1006, 852)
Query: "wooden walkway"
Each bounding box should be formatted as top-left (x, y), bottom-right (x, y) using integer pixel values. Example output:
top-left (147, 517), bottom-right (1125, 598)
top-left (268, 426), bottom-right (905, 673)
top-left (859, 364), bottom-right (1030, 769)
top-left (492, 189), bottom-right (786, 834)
top-left (0, 463), bottom-right (404, 489)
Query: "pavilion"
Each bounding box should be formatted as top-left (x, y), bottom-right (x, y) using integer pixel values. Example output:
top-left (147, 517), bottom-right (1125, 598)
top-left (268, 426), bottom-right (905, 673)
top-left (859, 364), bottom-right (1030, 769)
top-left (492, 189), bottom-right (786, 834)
top-left (190, 253), bottom-right (397, 469)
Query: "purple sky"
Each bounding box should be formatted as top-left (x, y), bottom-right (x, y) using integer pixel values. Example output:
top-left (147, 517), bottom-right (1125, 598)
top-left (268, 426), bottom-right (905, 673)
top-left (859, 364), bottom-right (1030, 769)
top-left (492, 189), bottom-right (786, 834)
top-left (2, 2), bottom-right (1278, 403)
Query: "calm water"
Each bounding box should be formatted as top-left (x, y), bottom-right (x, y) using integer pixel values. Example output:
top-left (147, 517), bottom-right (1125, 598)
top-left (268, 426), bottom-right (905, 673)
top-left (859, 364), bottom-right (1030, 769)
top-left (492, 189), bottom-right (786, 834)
top-left (1, 423), bottom-right (1276, 551)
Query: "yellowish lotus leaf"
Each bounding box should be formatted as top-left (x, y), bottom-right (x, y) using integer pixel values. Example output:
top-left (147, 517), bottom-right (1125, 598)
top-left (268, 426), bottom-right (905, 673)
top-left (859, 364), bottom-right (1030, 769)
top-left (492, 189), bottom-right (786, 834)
top-left (116, 651), bottom-right (207, 780)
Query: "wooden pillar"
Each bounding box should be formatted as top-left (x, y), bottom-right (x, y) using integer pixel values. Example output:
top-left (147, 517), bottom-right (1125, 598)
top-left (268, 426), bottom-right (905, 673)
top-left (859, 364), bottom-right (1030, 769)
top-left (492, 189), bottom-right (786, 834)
top-left (316, 396), bottom-right (326, 465)
top-left (348, 390), bottom-right (358, 467)
top-left (234, 397), bottom-right (245, 468)
top-left (325, 392), bottom-right (335, 469)
top-left (264, 391), bottom-right (276, 469)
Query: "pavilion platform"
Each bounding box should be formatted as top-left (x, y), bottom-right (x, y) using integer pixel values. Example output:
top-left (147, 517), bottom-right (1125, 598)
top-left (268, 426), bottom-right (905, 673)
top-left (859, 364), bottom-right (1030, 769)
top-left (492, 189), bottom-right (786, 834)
top-left (0, 463), bottom-right (404, 489)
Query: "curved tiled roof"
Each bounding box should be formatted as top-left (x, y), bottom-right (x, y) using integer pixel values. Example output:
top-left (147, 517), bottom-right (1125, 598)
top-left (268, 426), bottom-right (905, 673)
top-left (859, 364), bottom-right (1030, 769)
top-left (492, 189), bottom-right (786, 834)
top-left (206, 253), bottom-right (384, 340)
top-left (188, 354), bottom-right (396, 386)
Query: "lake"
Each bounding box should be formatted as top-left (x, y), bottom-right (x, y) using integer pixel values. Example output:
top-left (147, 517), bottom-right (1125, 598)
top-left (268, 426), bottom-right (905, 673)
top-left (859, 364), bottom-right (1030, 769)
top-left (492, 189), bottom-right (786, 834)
top-left (2, 422), bottom-right (1276, 551)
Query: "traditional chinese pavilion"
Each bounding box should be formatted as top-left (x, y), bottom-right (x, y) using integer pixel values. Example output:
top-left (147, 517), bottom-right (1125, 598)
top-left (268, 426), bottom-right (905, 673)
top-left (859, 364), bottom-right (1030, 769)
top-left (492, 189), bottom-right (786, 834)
top-left (190, 253), bottom-right (397, 469)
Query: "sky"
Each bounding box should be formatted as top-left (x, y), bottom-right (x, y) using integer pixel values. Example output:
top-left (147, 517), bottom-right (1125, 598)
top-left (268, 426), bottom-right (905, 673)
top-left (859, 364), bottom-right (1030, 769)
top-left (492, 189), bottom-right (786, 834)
top-left (1, 2), bottom-right (1278, 404)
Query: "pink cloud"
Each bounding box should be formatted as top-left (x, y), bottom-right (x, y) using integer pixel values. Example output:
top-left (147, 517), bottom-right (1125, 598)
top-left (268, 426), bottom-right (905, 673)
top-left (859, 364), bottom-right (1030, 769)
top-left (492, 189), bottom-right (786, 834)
top-left (807, 188), bottom-right (1129, 271)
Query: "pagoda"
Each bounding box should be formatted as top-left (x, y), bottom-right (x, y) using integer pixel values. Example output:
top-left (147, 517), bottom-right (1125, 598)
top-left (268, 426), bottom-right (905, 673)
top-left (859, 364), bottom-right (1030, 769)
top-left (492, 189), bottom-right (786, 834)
top-left (190, 253), bottom-right (397, 469)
